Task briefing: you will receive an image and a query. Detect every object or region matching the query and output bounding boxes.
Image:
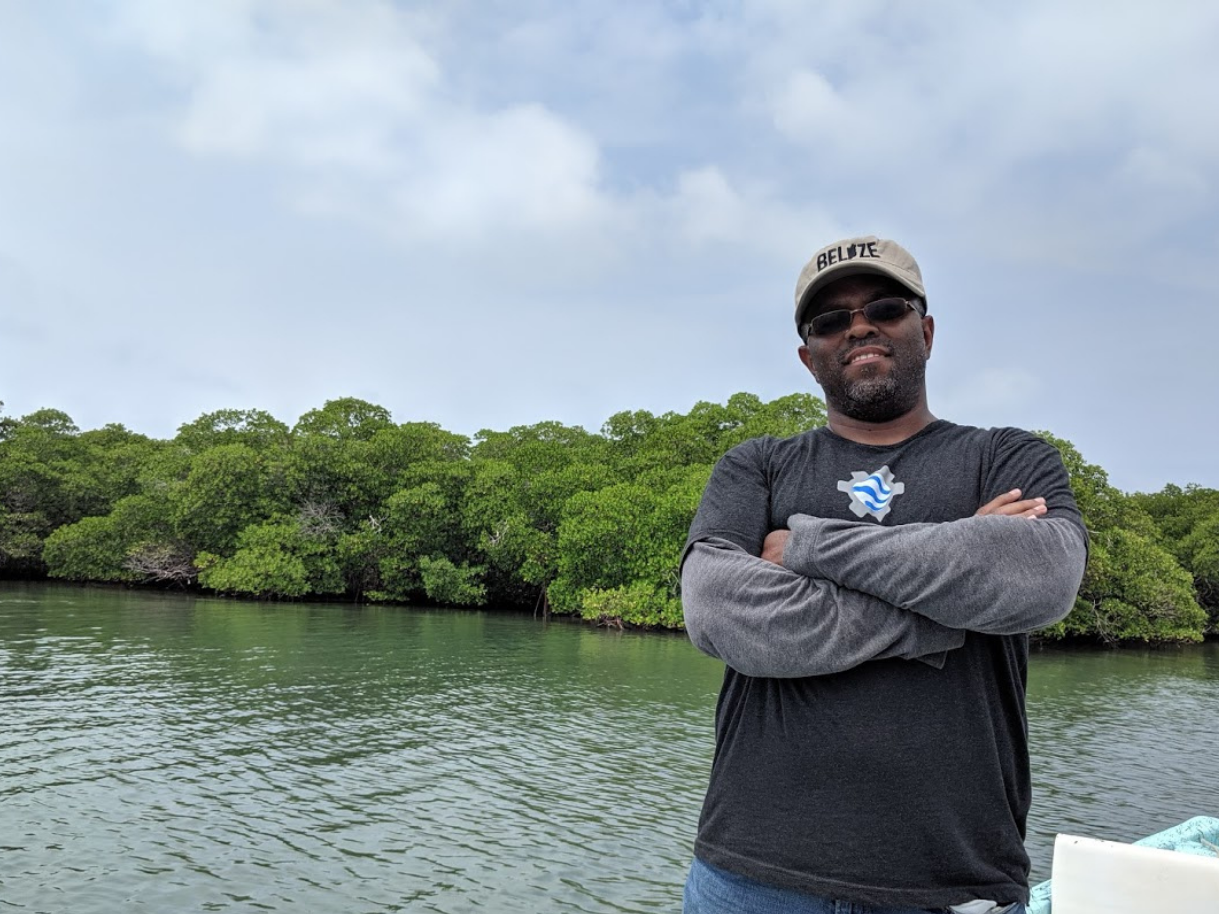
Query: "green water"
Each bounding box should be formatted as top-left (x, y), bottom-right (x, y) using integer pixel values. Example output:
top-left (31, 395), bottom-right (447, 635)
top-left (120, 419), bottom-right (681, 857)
top-left (2, 583), bottom-right (1217, 912)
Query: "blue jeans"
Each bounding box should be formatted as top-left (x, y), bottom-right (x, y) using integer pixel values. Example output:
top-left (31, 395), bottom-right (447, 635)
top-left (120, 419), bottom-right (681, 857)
top-left (683, 857), bottom-right (1026, 914)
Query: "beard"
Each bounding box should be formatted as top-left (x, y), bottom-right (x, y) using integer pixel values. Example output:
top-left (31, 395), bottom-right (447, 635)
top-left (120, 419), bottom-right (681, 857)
top-left (817, 340), bottom-right (928, 422)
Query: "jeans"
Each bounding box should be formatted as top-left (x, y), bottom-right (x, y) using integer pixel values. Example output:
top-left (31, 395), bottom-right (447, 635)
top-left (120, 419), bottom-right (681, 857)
top-left (683, 857), bottom-right (1026, 914)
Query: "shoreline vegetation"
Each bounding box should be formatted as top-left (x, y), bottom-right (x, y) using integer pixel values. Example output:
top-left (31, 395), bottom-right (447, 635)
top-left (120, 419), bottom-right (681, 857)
top-left (0, 395), bottom-right (1214, 644)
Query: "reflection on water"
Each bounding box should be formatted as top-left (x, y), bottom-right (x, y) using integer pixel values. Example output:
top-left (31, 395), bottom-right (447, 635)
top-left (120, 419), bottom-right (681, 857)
top-left (2, 583), bottom-right (1217, 910)
top-left (1, 584), bottom-right (722, 913)
top-left (1026, 642), bottom-right (1219, 881)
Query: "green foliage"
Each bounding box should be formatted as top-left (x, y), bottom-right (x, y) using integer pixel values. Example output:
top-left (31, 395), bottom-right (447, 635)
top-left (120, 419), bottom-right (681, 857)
top-left (76, 425), bottom-right (165, 507)
top-left (293, 398), bottom-right (393, 441)
top-left (44, 494), bottom-right (190, 584)
top-left (1042, 528), bottom-right (1207, 643)
top-left (0, 410), bottom-right (88, 526)
top-left (0, 409), bottom-right (157, 574)
top-left (0, 508), bottom-right (49, 575)
top-left (461, 423), bottom-right (614, 605)
top-left (365, 423), bottom-right (472, 491)
top-left (1130, 483), bottom-right (1219, 543)
top-left (362, 482), bottom-right (470, 601)
top-left (175, 409), bottom-right (290, 454)
top-left (601, 393), bottom-right (826, 477)
top-left (284, 423), bottom-right (465, 528)
top-left (473, 420), bottom-right (602, 465)
top-left (10, 392), bottom-right (1213, 643)
top-left (579, 581), bottom-right (684, 628)
top-left (171, 444), bottom-right (289, 554)
top-left (17, 408), bottom-right (79, 436)
top-left (1038, 434), bottom-right (1208, 642)
top-left (1129, 483), bottom-right (1219, 630)
top-left (197, 518), bottom-right (342, 598)
top-left (332, 438), bottom-right (475, 599)
top-left (1180, 515), bottom-right (1219, 614)
top-left (0, 401), bottom-right (16, 442)
top-left (43, 516), bottom-right (133, 582)
top-left (282, 400), bottom-right (402, 525)
top-left (418, 555), bottom-right (486, 606)
top-left (551, 466), bottom-right (708, 627)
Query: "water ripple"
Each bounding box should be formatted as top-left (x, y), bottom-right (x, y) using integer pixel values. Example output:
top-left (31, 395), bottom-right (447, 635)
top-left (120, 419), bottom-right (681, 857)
top-left (1, 586), bottom-right (719, 913)
top-left (3, 586), bottom-right (1217, 910)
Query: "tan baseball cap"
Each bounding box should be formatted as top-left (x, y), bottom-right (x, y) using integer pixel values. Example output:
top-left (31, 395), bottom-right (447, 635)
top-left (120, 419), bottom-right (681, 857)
top-left (794, 235), bottom-right (927, 337)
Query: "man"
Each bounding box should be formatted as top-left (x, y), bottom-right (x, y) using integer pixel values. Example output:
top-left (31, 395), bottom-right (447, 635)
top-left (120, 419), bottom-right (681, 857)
top-left (680, 236), bottom-right (1088, 914)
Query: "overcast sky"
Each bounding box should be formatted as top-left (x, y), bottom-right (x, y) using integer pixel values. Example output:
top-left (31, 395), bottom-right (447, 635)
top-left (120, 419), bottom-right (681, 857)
top-left (2, 1), bottom-right (1217, 494)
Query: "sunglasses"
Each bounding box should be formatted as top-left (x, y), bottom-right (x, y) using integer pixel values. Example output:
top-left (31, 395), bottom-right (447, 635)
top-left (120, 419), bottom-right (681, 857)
top-left (803, 297), bottom-right (923, 339)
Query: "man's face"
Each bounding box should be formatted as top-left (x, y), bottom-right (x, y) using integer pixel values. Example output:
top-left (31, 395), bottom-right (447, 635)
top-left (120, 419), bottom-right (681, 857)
top-left (797, 274), bottom-right (934, 423)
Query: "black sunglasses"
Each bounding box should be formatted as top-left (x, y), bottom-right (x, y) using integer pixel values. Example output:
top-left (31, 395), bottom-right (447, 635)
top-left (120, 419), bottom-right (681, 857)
top-left (804, 297), bottom-right (923, 339)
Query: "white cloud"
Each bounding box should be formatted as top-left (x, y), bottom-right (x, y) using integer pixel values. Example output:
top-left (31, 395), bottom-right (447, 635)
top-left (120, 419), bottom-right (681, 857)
top-left (110, 0), bottom-right (615, 241)
top-left (667, 166), bottom-right (836, 264)
top-left (673, 167), bottom-right (744, 244)
top-left (97, 0), bottom-right (836, 268)
top-left (768, 69), bottom-right (854, 151)
top-left (393, 103), bottom-right (610, 237)
top-left (751, 1), bottom-right (1219, 270)
top-left (117, 0), bottom-right (439, 172)
top-left (177, 47), bottom-right (437, 168)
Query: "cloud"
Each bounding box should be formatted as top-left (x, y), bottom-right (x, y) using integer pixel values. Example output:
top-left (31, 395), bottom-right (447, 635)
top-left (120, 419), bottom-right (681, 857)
top-left (770, 69), bottom-right (852, 147)
top-left (665, 166), bottom-right (837, 266)
top-left (176, 43), bottom-right (437, 169)
top-left (389, 103), bottom-right (611, 238)
top-left (101, 0), bottom-right (836, 265)
top-left (749, 2), bottom-right (1219, 273)
top-left (109, 1), bottom-right (612, 240)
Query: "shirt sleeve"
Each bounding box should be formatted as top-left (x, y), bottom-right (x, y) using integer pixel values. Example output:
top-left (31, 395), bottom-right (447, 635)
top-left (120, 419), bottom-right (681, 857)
top-left (780, 431), bottom-right (1088, 635)
top-left (782, 514), bottom-right (1086, 634)
top-left (683, 438), bottom-right (774, 561)
top-left (681, 537), bottom-right (967, 677)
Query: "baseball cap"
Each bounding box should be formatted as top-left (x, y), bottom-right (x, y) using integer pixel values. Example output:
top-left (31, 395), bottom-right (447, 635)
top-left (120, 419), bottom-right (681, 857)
top-left (794, 235), bottom-right (927, 337)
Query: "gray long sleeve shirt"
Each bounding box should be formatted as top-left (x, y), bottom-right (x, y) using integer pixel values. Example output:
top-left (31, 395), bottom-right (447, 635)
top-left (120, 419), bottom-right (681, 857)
top-left (681, 420), bottom-right (1088, 909)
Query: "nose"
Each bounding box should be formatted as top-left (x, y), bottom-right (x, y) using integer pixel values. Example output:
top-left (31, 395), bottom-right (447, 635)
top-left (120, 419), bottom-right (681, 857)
top-left (843, 307), bottom-right (879, 338)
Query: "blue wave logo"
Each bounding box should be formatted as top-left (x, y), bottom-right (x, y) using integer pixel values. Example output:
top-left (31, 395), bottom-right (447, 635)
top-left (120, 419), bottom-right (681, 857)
top-left (853, 473), bottom-right (894, 512)
top-left (837, 465), bottom-right (905, 521)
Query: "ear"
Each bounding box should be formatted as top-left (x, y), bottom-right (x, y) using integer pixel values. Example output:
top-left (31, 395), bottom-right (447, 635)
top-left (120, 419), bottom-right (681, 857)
top-left (797, 344), bottom-right (819, 382)
top-left (922, 315), bottom-right (935, 359)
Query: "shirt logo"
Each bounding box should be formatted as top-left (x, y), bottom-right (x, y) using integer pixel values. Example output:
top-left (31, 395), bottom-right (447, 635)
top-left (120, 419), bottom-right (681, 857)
top-left (838, 465), bottom-right (904, 521)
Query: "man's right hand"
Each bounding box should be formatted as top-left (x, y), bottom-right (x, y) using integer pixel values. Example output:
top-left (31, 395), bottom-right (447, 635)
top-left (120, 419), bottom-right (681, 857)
top-left (761, 529), bottom-right (790, 566)
top-left (976, 489), bottom-right (1047, 519)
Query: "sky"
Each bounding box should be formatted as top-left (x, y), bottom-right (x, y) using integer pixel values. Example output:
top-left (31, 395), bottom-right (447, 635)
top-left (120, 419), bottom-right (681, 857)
top-left (2, 1), bottom-right (1217, 494)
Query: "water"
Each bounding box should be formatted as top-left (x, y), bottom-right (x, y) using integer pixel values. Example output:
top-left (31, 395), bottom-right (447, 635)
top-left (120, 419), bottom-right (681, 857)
top-left (1026, 642), bottom-right (1219, 860)
top-left (3, 583), bottom-right (1217, 912)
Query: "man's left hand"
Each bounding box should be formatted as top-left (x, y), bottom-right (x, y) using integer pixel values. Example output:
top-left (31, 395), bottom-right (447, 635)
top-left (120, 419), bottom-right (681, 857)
top-left (976, 489), bottom-right (1047, 519)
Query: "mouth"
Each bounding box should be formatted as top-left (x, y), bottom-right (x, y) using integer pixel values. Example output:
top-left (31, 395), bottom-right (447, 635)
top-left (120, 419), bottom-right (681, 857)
top-left (842, 346), bottom-right (891, 366)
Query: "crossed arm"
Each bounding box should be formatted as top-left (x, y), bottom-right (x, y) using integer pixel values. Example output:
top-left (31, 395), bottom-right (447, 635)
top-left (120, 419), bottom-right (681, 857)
top-left (682, 490), bottom-right (1088, 678)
